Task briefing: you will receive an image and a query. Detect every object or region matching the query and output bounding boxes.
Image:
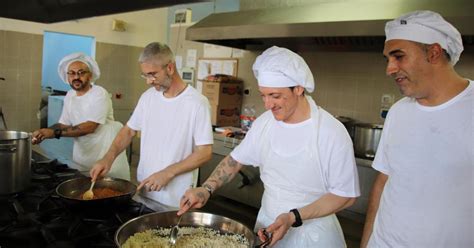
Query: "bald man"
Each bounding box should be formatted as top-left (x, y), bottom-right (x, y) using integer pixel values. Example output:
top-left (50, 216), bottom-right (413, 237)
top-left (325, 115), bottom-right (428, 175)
top-left (32, 53), bottom-right (130, 180)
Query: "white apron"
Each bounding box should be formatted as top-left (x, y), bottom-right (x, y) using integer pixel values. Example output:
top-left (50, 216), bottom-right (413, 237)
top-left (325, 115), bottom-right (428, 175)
top-left (254, 98), bottom-right (346, 248)
top-left (73, 120), bottom-right (130, 180)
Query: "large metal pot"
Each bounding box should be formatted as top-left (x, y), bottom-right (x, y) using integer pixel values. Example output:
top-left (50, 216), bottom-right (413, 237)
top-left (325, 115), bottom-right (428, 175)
top-left (353, 123), bottom-right (383, 159)
top-left (0, 131), bottom-right (31, 194)
top-left (115, 210), bottom-right (266, 247)
top-left (56, 176), bottom-right (136, 208)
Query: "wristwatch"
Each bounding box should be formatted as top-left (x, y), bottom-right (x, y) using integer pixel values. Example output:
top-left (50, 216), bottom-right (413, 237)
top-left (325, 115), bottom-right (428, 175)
top-left (53, 129), bottom-right (62, 139)
top-left (202, 184), bottom-right (214, 197)
top-left (289, 208), bottom-right (303, 227)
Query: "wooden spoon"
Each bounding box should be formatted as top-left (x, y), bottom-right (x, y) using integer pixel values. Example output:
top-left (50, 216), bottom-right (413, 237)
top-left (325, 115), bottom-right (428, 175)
top-left (82, 181), bottom-right (96, 200)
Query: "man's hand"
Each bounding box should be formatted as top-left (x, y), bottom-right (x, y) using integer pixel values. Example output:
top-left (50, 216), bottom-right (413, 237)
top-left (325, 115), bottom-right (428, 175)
top-left (137, 168), bottom-right (175, 192)
top-left (31, 128), bottom-right (54, 144)
top-left (177, 187), bottom-right (210, 215)
top-left (90, 157), bottom-right (113, 182)
top-left (261, 212), bottom-right (294, 247)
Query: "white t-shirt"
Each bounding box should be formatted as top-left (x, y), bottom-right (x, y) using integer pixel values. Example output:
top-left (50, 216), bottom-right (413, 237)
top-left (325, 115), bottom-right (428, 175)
top-left (59, 85), bottom-right (130, 179)
top-left (231, 97), bottom-right (360, 199)
top-left (369, 81), bottom-right (474, 248)
top-left (127, 86), bottom-right (213, 207)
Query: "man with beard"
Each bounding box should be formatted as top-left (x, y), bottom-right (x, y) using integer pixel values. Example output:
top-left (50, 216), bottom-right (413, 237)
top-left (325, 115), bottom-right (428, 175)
top-left (361, 11), bottom-right (473, 247)
top-left (32, 52), bottom-right (130, 180)
top-left (90, 42), bottom-right (213, 210)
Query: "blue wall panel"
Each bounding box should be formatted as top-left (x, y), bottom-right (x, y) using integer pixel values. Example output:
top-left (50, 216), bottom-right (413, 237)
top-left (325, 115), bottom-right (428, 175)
top-left (42, 31), bottom-right (95, 92)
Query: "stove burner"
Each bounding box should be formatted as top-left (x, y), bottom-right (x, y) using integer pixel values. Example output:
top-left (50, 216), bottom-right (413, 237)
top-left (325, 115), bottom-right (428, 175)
top-left (0, 160), bottom-right (154, 247)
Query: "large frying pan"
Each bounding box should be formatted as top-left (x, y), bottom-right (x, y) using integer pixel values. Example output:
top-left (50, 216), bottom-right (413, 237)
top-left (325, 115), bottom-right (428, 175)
top-left (115, 210), bottom-right (270, 247)
top-left (56, 176), bottom-right (136, 208)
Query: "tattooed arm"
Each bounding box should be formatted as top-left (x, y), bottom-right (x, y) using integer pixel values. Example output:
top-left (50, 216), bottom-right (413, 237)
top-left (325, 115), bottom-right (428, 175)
top-left (31, 121), bottom-right (99, 144)
top-left (177, 155), bottom-right (243, 215)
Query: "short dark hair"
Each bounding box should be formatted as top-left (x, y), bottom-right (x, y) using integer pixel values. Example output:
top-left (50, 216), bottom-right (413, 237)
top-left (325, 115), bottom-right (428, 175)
top-left (289, 86), bottom-right (305, 96)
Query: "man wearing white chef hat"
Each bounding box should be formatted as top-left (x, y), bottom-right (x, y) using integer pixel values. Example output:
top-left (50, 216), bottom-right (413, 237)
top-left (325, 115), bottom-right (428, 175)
top-left (32, 52), bottom-right (130, 180)
top-left (179, 46), bottom-right (360, 247)
top-left (361, 10), bottom-right (473, 247)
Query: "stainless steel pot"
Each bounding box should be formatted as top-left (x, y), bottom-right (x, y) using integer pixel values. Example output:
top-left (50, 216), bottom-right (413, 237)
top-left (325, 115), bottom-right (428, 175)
top-left (353, 123), bottom-right (383, 159)
top-left (0, 131), bottom-right (31, 194)
top-left (115, 210), bottom-right (268, 247)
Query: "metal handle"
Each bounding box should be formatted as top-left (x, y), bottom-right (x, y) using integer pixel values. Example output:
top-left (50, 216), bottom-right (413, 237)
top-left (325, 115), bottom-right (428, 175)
top-left (254, 229), bottom-right (272, 248)
top-left (0, 143), bottom-right (16, 152)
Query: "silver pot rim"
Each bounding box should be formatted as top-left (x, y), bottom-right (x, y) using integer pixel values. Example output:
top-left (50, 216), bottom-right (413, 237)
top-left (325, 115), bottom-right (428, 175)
top-left (0, 130), bottom-right (31, 140)
top-left (354, 123), bottom-right (383, 129)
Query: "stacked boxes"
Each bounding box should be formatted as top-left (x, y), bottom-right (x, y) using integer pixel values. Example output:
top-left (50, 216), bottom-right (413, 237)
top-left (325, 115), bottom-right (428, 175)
top-left (201, 74), bottom-right (243, 127)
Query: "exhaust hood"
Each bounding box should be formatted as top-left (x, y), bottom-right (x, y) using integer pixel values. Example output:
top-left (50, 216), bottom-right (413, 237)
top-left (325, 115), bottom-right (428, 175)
top-left (186, 2), bottom-right (474, 51)
top-left (1, 0), bottom-right (208, 23)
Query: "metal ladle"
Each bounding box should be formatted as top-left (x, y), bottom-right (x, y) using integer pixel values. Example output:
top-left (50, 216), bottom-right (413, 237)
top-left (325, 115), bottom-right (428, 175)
top-left (169, 215), bottom-right (183, 246)
top-left (82, 181), bottom-right (96, 200)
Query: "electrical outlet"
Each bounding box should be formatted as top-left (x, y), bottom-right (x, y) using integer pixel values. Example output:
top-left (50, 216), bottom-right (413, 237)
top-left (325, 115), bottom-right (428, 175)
top-left (244, 87), bottom-right (251, 96)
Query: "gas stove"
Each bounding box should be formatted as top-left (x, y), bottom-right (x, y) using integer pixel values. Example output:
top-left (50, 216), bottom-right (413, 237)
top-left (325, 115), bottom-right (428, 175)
top-left (0, 159), bottom-right (154, 248)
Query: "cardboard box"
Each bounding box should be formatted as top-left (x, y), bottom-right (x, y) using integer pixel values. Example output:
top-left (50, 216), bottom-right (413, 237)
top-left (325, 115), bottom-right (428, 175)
top-left (202, 81), bottom-right (243, 106)
top-left (211, 104), bottom-right (241, 127)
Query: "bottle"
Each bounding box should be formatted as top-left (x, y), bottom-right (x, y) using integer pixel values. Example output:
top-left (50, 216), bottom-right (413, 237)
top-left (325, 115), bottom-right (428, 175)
top-left (240, 105), bottom-right (256, 133)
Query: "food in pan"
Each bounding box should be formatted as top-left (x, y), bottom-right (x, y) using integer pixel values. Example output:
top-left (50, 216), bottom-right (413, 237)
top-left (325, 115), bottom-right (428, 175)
top-left (122, 226), bottom-right (249, 248)
top-left (78, 188), bottom-right (125, 200)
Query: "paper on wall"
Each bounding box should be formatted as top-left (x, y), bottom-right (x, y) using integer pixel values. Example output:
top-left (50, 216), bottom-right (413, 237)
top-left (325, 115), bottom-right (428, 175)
top-left (203, 44), bottom-right (232, 58)
top-left (186, 49), bottom-right (197, 68)
top-left (231, 48), bottom-right (245, 58)
top-left (197, 60), bottom-right (210, 80)
top-left (222, 60), bottom-right (235, 76)
top-left (210, 61), bottom-right (223, 75)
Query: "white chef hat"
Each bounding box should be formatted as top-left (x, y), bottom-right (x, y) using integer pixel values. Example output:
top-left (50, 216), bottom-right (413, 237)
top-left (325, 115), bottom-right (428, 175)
top-left (252, 46), bottom-right (315, 93)
top-left (57, 52), bottom-right (100, 84)
top-left (385, 10), bottom-right (463, 65)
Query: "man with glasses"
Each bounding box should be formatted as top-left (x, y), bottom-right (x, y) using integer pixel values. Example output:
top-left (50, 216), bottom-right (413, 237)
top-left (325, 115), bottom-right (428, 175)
top-left (32, 52), bottom-right (130, 180)
top-left (90, 42), bottom-right (213, 210)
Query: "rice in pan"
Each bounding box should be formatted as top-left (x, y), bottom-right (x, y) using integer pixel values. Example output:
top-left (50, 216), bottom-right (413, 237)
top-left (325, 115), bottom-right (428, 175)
top-left (122, 226), bottom-right (249, 248)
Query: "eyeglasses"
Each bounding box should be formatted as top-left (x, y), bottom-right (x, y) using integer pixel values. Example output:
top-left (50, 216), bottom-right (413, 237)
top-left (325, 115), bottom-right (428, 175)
top-left (140, 71), bottom-right (161, 80)
top-left (67, 70), bottom-right (90, 77)
top-left (140, 63), bottom-right (170, 80)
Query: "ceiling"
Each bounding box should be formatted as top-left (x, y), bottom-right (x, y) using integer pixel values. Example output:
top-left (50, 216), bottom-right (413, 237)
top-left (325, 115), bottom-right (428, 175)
top-left (1, 0), bottom-right (208, 23)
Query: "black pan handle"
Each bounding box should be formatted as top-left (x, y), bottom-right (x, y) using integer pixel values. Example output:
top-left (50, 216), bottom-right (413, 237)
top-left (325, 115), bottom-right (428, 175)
top-left (254, 229), bottom-right (272, 248)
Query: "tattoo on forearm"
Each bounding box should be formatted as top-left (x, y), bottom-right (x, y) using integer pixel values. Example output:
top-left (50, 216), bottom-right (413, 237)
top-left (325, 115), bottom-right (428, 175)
top-left (227, 156), bottom-right (239, 168)
top-left (61, 125), bottom-right (81, 133)
top-left (209, 156), bottom-right (239, 186)
top-left (207, 179), bottom-right (218, 185)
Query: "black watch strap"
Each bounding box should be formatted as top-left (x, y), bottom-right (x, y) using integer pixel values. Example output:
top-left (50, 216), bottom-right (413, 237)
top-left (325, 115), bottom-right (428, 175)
top-left (290, 208), bottom-right (303, 227)
top-left (54, 129), bottom-right (62, 139)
